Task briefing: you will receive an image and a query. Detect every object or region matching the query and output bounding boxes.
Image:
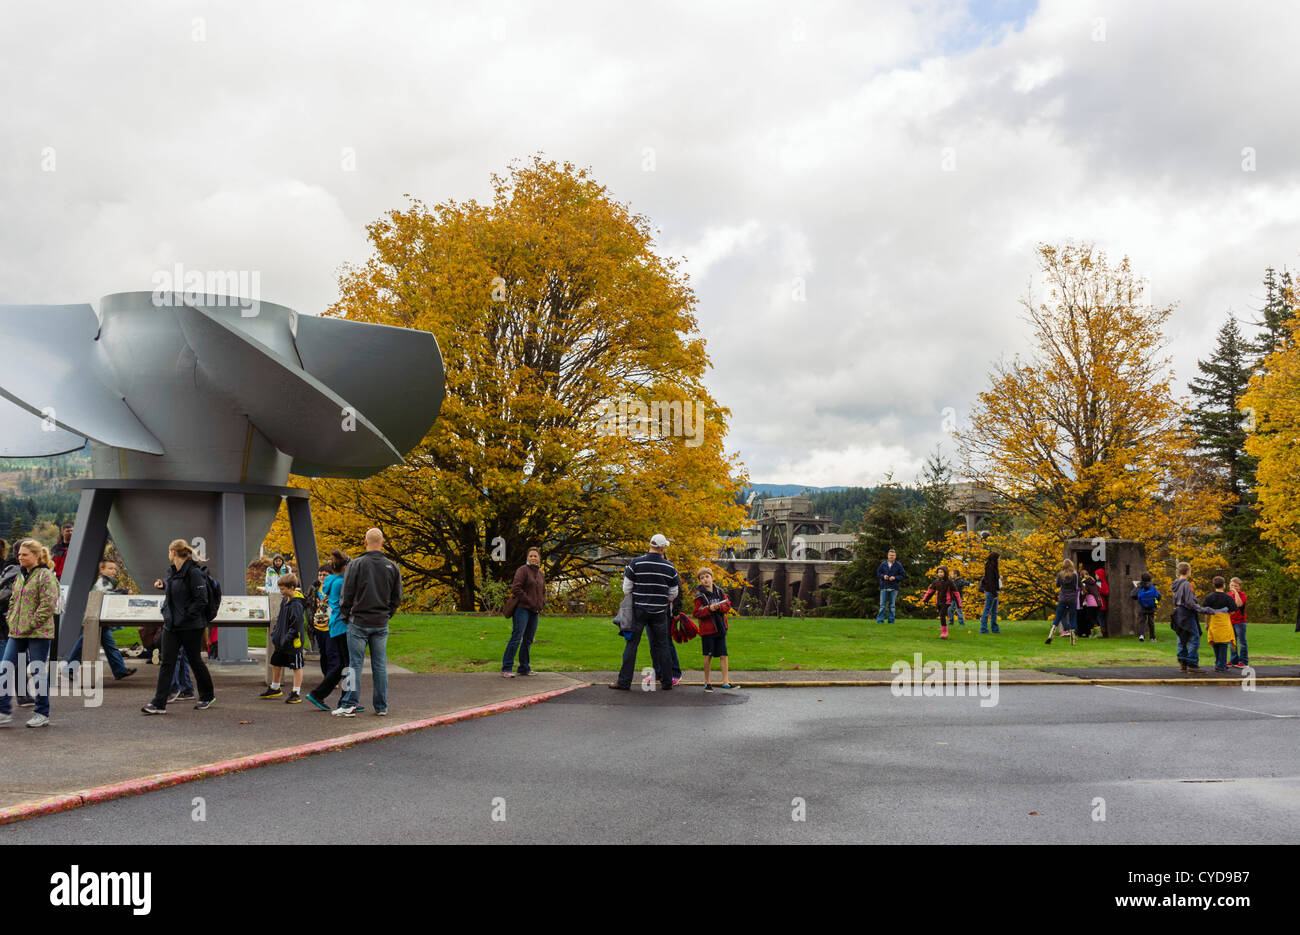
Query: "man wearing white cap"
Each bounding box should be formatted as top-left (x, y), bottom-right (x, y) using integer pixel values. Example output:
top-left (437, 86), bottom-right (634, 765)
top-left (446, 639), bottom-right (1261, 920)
top-left (611, 534), bottom-right (680, 691)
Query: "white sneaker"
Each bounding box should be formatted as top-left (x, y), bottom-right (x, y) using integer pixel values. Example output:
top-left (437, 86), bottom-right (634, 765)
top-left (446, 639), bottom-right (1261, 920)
top-left (1139, 635), bottom-right (1145, 642)
top-left (0, 713), bottom-right (11, 726)
top-left (331, 705), bottom-right (357, 717)
top-left (26, 714), bottom-right (49, 728)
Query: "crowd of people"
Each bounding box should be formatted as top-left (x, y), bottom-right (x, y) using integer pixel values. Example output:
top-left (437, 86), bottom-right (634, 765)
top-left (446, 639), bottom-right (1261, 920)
top-left (2, 525), bottom-right (1294, 727)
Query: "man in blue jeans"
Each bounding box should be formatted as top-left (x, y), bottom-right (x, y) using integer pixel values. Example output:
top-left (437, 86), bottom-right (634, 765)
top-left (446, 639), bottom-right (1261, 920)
top-left (63, 559), bottom-right (136, 681)
top-left (333, 528), bottom-right (402, 717)
top-left (611, 534), bottom-right (679, 691)
top-left (875, 549), bottom-right (905, 623)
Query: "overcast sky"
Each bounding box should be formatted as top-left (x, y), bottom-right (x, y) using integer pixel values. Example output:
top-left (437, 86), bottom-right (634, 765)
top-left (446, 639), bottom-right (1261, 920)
top-left (3, 0), bottom-right (1297, 487)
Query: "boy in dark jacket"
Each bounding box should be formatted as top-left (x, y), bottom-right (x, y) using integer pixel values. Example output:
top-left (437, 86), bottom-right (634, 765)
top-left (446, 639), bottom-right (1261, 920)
top-left (1131, 572), bottom-right (1160, 642)
top-left (261, 574), bottom-right (306, 702)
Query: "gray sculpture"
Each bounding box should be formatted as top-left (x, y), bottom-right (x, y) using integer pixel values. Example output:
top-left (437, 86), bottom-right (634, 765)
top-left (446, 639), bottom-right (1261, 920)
top-left (0, 291), bottom-right (444, 660)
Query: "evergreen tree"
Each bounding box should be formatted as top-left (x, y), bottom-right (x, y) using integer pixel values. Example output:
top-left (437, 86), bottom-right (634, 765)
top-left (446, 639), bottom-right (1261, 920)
top-left (9, 515), bottom-right (28, 542)
top-left (824, 478), bottom-right (911, 617)
top-left (907, 447), bottom-right (959, 586)
top-left (1186, 314), bottom-right (1254, 503)
top-left (1248, 266), bottom-right (1295, 364)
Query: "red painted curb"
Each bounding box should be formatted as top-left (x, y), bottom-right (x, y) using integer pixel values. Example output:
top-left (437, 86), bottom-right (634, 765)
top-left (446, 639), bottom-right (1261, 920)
top-left (0, 682), bottom-right (587, 827)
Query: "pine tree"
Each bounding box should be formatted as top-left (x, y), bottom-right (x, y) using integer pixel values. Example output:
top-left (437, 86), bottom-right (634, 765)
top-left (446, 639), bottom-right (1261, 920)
top-left (908, 447), bottom-right (959, 583)
top-left (9, 516), bottom-right (28, 542)
top-left (1186, 314), bottom-right (1254, 503)
top-left (824, 477), bottom-right (910, 617)
top-left (1248, 267), bottom-right (1295, 364)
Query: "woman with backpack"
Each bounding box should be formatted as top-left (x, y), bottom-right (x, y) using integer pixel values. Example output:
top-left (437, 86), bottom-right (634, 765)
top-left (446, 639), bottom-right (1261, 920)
top-left (142, 539), bottom-right (216, 714)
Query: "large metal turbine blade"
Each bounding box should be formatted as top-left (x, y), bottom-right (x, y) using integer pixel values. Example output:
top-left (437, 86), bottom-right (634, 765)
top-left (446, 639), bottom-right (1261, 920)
top-left (0, 303), bottom-right (164, 455)
top-left (0, 394), bottom-right (86, 456)
top-left (173, 301), bottom-right (404, 469)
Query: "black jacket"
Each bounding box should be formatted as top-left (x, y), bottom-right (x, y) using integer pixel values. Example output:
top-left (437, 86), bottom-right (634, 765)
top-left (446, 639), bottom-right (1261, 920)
top-left (161, 559), bottom-right (209, 631)
top-left (271, 593), bottom-right (305, 651)
top-left (341, 550), bottom-right (402, 628)
top-left (979, 556), bottom-right (1000, 594)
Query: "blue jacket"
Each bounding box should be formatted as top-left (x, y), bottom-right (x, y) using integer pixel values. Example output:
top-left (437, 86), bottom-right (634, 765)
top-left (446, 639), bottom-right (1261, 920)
top-left (877, 561), bottom-right (906, 589)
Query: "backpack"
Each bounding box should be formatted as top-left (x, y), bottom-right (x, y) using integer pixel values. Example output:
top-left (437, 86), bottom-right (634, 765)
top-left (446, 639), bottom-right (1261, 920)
top-left (198, 566), bottom-right (223, 623)
top-left (1137, 586), bottom-right (1158, 610)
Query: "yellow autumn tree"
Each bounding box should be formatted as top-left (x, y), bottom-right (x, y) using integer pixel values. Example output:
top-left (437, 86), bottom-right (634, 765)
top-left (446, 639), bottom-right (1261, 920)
top-left (269, 156), bottom-right (746, 608)
top-left (1241, 291), bottom-right (1300, 574)
top-left (948, 244), bottom-right (1228, 618)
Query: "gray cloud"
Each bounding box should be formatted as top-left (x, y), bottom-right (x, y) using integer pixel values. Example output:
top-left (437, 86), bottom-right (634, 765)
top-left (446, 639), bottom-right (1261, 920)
top-left (2, 0), bottom-right (1295, 487)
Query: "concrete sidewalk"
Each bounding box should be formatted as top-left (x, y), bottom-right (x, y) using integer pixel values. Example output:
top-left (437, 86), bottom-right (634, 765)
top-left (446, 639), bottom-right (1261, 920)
top-left (0, 667), bottom-right (584, 811)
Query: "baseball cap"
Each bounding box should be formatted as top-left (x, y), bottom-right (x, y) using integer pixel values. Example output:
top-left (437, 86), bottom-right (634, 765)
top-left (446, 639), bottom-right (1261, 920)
top-left (650, 534), bottom-right (670, 548)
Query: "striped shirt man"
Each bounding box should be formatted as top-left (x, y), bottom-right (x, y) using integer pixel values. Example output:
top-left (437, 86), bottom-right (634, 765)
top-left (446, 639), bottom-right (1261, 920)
top-left (623, 550), bottom-right (681, 613)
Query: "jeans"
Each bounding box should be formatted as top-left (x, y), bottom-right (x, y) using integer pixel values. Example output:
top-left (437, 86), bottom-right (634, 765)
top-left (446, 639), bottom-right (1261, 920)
top-left (617, 609), bottom-right (671, 689)
top-left (309, 632), bottom-right (349, 700)
top-left (1176, 629), bottom-right (1200, 668)
top-left (340, 623), bottom-right (388, 712)
top-left (65, 628), bottom-right (130, 679)
top-left (1230, 624), bottom-right (1248, 665)
top-left (501, 607), bottom-right (539, 673)
top-left (1097, 609), bottom-right (1107, 636)
top-left (979, 592), bottom-right (999, 632)
top-left (151, 628), bottom-right (213, 708)
top-left (875, 589), bottom-right (898, 623)
top-left (1051, 599), bottom-right (1077, 632)
top-left (950, 600), bottom-right (964, 625)
top-left (0, 637), bottom-right (51, 716)
top-left (1211, 642), bottom-right (1229, 669)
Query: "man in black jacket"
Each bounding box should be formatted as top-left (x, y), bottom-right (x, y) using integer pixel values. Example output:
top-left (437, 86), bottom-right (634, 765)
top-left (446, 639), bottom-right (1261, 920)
top-left (334, 528), bottom-right (402, 717)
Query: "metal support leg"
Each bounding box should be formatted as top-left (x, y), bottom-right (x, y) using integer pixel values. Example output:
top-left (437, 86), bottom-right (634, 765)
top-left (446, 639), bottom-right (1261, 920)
top-left (286, 496), bottom-right (319, 590)
top-left (215, 492), bottom-right (253, 664)
top-left (57, 488), bottom-right (113, 659)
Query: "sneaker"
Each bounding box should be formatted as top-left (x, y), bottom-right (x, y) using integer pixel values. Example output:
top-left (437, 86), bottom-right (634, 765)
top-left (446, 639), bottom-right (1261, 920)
top-left (991, 628), bottom-right (1000, 634)
top-left (354, 706), bottom-right (366, 714)
top-left (1231, 662), bottom-right (1246, 669)
top-left (501, 671), bottom-right (516, 678)
top-left (518, 670), bottom-right (536, 676)
top-left (703, 684), bottom-right (714, 693)
top-left (1138, 634), bottom-right (1145, 642)
top-left (114, 668), bottom-right (137, 680)
top-left (18, 697), bottom-right (34, 708)
top-left (166, 690), bottom-right (180, 703)
top-left (1045, 637), bottom-right (1053, 645)
top-left (26, 713), bottom-right (49, 728)
top-left (286, 691), bottom-right (303, 704)
top-left (672, 677), bottom-right (681, 686)
top-left (374, 709), bottom-right (388, 716)
top-left (193, 698), bottom-right (216, 710)
top-left (305, 693), bottom-right (330, 711)
top-left (0, 713), bottom-right (11, 725)
top-left (608, 683), bottom-right (630, 691)
top-left (721, 683), bottom-right (739, 689)
top-left (141, 703), bottom-right (167, 715)
top-left (176, 690), bottom-right (196, 700)
top-left (330, 705), bottom-right (357, 717)
top-left (259, 687), bottom-right (283, 699)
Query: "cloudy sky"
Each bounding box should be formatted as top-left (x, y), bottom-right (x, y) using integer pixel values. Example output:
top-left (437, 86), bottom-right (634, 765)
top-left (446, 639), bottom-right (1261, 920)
top-left (3, 0), bottom-right (1297, 487)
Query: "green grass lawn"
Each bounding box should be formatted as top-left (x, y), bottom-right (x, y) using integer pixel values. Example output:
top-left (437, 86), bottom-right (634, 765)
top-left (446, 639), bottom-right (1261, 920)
top-left (105, 616), bottom-right (1300, 674)
top-left (370, 615), bottom-right (1300, 673)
